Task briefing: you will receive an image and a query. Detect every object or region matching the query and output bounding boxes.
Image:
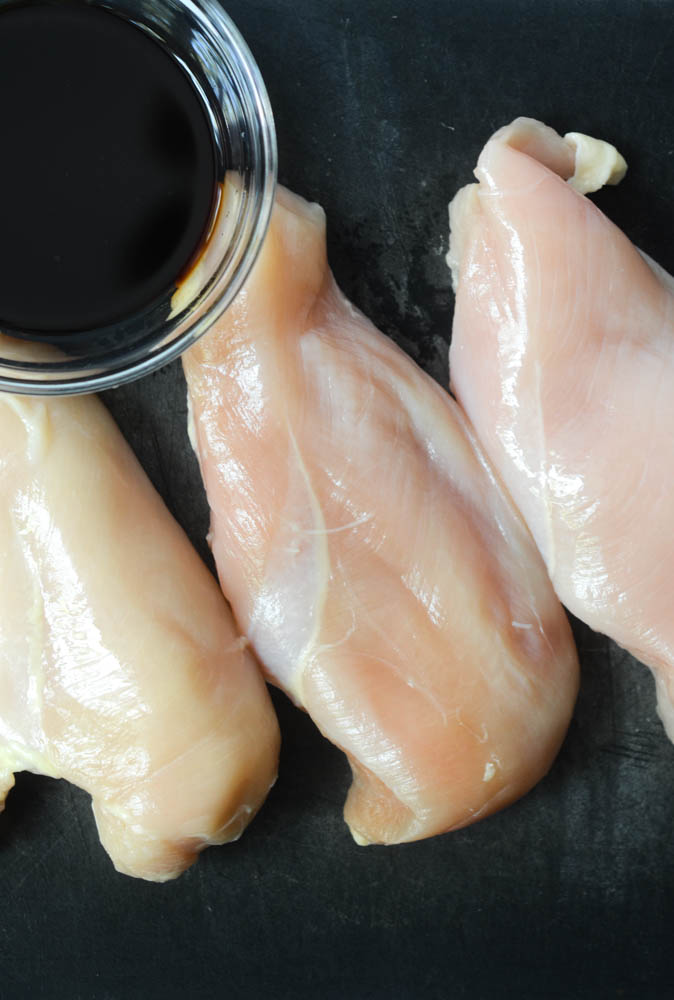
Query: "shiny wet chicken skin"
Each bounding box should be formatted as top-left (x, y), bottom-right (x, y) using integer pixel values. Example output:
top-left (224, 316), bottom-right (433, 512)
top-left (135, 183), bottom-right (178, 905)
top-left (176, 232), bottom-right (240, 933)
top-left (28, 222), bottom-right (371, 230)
top-left (448, 118), bottom-right (674, 738)
top-left (0, 393), bottom-right (279, 881)
top-left (183, 186), bottom-right (579, 845)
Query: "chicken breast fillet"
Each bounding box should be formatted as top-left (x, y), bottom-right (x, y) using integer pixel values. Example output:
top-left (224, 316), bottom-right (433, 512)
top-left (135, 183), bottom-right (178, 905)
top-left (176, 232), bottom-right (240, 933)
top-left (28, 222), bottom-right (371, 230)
top-left (0, 390), bottom-right (279, 881)
top-left (448, 117), bottom-right (674, 737)
top-left (183, 185), bottom-right (579, 845)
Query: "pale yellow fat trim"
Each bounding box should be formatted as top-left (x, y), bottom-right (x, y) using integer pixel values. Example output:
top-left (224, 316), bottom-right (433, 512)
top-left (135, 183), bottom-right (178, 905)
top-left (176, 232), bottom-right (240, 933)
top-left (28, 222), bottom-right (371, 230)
top-left (563, 131), bottom-right (627, 195)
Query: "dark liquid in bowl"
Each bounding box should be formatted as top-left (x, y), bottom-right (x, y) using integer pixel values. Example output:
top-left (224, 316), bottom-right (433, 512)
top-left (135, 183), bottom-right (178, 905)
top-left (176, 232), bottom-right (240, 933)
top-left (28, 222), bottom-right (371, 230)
top-left (0, 2), bottom-right (217, 335)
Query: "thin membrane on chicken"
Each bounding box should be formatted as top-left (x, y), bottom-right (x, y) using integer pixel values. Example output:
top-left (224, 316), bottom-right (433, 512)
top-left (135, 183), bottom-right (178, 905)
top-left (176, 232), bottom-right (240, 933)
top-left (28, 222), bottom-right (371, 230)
top-left (183, 185), bottom-right (579, 846)
top-left (448, 117), bottom-right (674, 737)
top-left (0, 391), bottom-right (279, 881)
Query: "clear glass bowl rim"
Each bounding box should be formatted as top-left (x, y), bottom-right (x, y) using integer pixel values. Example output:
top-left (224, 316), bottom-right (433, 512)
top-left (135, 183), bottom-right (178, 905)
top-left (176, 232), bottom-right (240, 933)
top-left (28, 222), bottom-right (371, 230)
top-left (0, 0), bottom-right (277, 395)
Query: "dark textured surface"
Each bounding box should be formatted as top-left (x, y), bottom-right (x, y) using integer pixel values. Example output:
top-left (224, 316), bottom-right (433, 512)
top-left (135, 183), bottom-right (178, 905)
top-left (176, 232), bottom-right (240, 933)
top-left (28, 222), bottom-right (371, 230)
top-left (2, 1), bottom-right (674, 997)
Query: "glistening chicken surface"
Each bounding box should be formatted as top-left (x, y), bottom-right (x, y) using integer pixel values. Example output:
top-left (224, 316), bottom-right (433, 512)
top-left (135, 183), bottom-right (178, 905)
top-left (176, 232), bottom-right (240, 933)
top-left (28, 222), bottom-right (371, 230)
top-left (448, 117), bottom-right (674, 738)
top-left (184, 186), bottom-right (579, 846)
top-left (0, 389), bottom-right (280, 881)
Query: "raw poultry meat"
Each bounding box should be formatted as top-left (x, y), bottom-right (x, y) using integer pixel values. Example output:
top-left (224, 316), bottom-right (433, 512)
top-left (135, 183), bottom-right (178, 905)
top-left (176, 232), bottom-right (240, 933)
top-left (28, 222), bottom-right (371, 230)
top-left (0, 390), bottom-right (279, 881)
top-left (183, 185), bottom-right (579, 845)
top-left (448, 117), bottom-right (674, 737)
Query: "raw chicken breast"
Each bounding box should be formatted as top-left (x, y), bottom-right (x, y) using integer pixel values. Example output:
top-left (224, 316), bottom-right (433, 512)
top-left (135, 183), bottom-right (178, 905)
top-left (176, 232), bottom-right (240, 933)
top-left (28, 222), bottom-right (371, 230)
top-left (183, 185), bottom-right (579, 845)
top-left (448, 117), bottom-right (674, 737)
top-left (0, 390), bottom-right (279, 881)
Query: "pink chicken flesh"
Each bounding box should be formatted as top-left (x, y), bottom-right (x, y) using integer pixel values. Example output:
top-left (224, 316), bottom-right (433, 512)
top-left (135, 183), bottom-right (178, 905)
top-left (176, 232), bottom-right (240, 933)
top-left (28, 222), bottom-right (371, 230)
top-left (183, 185), bottom-right (579, 845)
top-left (0, 391), bottom-right (279, 881)
top-left (448, 117), bottom-right (674, 737)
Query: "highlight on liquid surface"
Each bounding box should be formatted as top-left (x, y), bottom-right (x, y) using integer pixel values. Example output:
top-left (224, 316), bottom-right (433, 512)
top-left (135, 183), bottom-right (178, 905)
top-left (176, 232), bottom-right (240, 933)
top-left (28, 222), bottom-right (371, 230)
top-left (0, 2), bottom-right (217, 334)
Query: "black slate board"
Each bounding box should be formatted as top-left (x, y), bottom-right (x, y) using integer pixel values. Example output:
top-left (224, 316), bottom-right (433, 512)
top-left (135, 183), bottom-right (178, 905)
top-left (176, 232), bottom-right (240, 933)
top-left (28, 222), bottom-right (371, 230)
top-left (2, 1), bottom-right (674, 997)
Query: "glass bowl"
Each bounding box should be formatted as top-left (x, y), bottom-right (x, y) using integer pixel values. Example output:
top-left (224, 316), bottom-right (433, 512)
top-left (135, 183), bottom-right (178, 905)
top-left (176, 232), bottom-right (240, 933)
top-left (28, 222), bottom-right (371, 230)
top-left (0, 0), bottom-right (276, 395)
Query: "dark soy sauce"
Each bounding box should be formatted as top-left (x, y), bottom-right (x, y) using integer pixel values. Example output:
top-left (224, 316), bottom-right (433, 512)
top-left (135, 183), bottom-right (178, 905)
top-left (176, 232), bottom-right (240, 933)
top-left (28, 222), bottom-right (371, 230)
top-left (0, 2), bottom-right (217, 334)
